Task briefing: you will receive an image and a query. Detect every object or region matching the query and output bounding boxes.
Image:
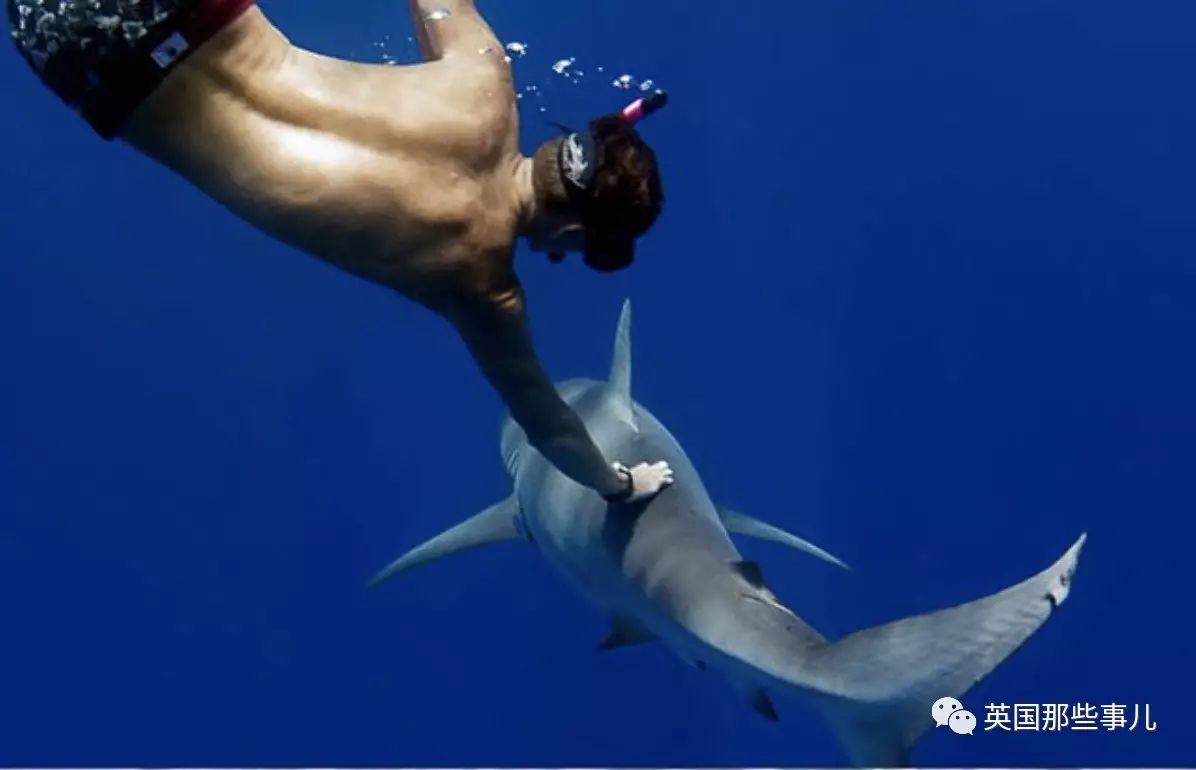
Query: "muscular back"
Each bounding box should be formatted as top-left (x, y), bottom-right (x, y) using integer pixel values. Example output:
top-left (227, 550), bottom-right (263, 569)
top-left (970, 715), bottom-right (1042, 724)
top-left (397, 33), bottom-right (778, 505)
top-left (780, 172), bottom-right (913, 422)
top-left (121, 5), bottom-right (522, 306)
top-left (115, 2), bottom-right (652, 501)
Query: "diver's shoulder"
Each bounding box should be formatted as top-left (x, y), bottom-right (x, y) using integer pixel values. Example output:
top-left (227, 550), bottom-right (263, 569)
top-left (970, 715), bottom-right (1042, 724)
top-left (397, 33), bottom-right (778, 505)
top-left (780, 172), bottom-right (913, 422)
top-left (432, 53), bottom-right (518, 141)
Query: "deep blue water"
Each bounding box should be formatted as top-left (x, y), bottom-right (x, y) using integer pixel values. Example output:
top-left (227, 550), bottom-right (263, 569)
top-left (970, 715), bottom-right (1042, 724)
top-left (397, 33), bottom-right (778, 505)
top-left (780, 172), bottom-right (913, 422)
top-left (2, 1), bottom-right (1194, 766)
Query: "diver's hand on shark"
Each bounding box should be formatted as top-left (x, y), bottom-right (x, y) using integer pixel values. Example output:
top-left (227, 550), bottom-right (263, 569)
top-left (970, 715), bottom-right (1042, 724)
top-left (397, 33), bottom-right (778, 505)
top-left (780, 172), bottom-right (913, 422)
top-left (608, 460), bottom-right (675, 503)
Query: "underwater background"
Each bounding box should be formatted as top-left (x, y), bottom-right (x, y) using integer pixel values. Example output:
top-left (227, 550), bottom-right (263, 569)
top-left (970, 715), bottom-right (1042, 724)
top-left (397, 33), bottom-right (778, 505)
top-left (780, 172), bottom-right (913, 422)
top-left (2, 0), bottom-right (1194, 765)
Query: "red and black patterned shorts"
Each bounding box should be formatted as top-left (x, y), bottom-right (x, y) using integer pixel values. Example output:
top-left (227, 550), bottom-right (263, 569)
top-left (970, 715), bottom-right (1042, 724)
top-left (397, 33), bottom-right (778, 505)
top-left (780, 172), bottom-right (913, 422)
top-left (9, 0), bottom-right (256, 139)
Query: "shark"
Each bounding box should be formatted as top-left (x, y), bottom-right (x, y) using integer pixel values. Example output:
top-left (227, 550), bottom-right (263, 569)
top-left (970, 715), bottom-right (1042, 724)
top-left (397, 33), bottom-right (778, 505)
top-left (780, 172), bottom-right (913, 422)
top-left (370, 300), bottom-right (1086, 767)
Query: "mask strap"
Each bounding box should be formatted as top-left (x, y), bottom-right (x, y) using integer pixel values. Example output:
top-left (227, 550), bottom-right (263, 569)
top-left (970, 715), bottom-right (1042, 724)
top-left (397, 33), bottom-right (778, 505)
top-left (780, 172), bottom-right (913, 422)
top-left (558, 131), bottom-right (598, 195)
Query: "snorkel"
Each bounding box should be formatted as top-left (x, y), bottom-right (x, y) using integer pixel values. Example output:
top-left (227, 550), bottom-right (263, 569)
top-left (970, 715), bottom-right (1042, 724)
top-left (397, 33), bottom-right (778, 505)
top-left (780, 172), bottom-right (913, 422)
top-left (618, 90), bottom-right (669, 126)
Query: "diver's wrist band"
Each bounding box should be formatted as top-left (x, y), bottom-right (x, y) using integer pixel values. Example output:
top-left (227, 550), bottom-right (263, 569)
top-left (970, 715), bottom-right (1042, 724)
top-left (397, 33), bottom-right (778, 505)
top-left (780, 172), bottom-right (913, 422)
top-left (603, 464), bottom-right (634, 502)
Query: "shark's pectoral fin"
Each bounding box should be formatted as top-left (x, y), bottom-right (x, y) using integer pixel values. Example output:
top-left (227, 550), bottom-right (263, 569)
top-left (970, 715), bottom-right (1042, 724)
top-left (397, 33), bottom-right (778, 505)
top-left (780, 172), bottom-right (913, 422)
top-left (597, 616), bottom-right (656, 651)
top-left (718, 506), bottom-right (851, 572)
top-left (368, 496), bottom-right (522, 589)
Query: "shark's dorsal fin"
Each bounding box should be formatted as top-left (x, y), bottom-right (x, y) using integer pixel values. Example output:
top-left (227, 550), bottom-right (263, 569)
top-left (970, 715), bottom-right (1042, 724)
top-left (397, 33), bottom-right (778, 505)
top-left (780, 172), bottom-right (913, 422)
top-left (718, 506), bottom-right (851, 572)
top-left (368, 496), bottom-right (521, 589)
top-left (608, 299), bottom-right (636, 429)
top-left (597, 616), bottom-right (655, 651)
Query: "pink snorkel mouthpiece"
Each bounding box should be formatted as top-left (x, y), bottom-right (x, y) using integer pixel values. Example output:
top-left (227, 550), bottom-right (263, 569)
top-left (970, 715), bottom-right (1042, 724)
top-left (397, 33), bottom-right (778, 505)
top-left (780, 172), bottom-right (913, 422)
top-left (619, 90), bottom-right (669, 125)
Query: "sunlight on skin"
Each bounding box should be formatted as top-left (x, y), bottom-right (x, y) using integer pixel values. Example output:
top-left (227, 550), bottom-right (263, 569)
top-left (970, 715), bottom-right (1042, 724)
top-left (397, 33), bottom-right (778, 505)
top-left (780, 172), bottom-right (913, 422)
top-left (274, 126), bottom-right (360, 170)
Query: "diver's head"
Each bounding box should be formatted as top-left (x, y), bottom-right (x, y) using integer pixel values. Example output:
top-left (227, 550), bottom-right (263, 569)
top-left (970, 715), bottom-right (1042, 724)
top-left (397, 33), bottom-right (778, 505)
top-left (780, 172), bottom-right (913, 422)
top-left (526, 93), bottom-right (667, 272)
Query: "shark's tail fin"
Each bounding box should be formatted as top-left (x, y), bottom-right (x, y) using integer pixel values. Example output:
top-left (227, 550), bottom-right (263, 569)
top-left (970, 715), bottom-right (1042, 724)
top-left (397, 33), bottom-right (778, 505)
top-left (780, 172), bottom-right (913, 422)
top-left (808, 534), bottom-right (1085, 767)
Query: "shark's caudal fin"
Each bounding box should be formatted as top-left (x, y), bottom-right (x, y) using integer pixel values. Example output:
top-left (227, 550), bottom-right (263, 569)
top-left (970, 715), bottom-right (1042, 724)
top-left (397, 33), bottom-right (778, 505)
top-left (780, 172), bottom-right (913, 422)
top-left (368, 496), bottom-right (522, 589)
top-left (608, 299), bottom-right (637, 430)
top-left (807, 534), bottom-right (1086, 767)
top-left (717, 506), bottom-right (851, 571)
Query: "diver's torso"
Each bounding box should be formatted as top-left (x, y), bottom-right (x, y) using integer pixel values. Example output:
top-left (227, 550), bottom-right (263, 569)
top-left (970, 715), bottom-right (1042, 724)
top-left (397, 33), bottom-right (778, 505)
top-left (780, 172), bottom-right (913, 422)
top-left (122, 7), bottom-right (522, 306)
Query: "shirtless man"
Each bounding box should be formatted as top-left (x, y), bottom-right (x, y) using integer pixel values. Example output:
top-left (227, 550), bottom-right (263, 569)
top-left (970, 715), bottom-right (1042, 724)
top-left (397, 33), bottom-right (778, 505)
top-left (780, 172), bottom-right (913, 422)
top-left (9, 0), bottom-right (674, 503)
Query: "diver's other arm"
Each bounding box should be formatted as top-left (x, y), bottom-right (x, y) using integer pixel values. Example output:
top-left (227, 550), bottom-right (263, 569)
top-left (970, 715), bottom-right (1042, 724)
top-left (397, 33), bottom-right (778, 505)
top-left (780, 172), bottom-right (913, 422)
top-left (451, 288), bottom-right (674, 503)
top-left (407, 0), bottom-right (500, 62)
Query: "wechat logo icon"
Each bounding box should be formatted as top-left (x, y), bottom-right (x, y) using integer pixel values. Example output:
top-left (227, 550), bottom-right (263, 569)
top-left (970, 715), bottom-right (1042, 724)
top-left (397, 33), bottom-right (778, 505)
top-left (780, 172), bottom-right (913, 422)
top-left (933, 696), bottom-right (976, 735)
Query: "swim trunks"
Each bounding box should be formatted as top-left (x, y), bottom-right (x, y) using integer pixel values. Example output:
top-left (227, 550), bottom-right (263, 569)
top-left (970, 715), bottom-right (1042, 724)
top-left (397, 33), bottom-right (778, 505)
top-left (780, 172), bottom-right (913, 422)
top-left (9, 0), bottom-right (256, 139)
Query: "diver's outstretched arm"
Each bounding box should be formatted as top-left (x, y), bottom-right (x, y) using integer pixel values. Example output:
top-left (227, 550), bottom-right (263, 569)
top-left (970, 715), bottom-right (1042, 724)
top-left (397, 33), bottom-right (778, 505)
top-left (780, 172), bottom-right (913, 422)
top-left (406, 0), bottom-right (500, 62)
top-left (450, 283), bottom-right (673, 503)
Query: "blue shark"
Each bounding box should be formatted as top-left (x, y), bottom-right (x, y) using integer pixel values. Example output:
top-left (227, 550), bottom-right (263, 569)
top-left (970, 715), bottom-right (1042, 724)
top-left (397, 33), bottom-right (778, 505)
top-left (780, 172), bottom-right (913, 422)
top-left (371, 300), bottom-right (1085, 766)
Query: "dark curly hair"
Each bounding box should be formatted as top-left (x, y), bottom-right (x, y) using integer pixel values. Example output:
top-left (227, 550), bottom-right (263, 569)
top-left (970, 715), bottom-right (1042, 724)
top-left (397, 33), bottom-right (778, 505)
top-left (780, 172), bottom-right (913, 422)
top-left (583, 115), bottom-right (664, 239)
top-left (530, 114), bottom-right (664, 270)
